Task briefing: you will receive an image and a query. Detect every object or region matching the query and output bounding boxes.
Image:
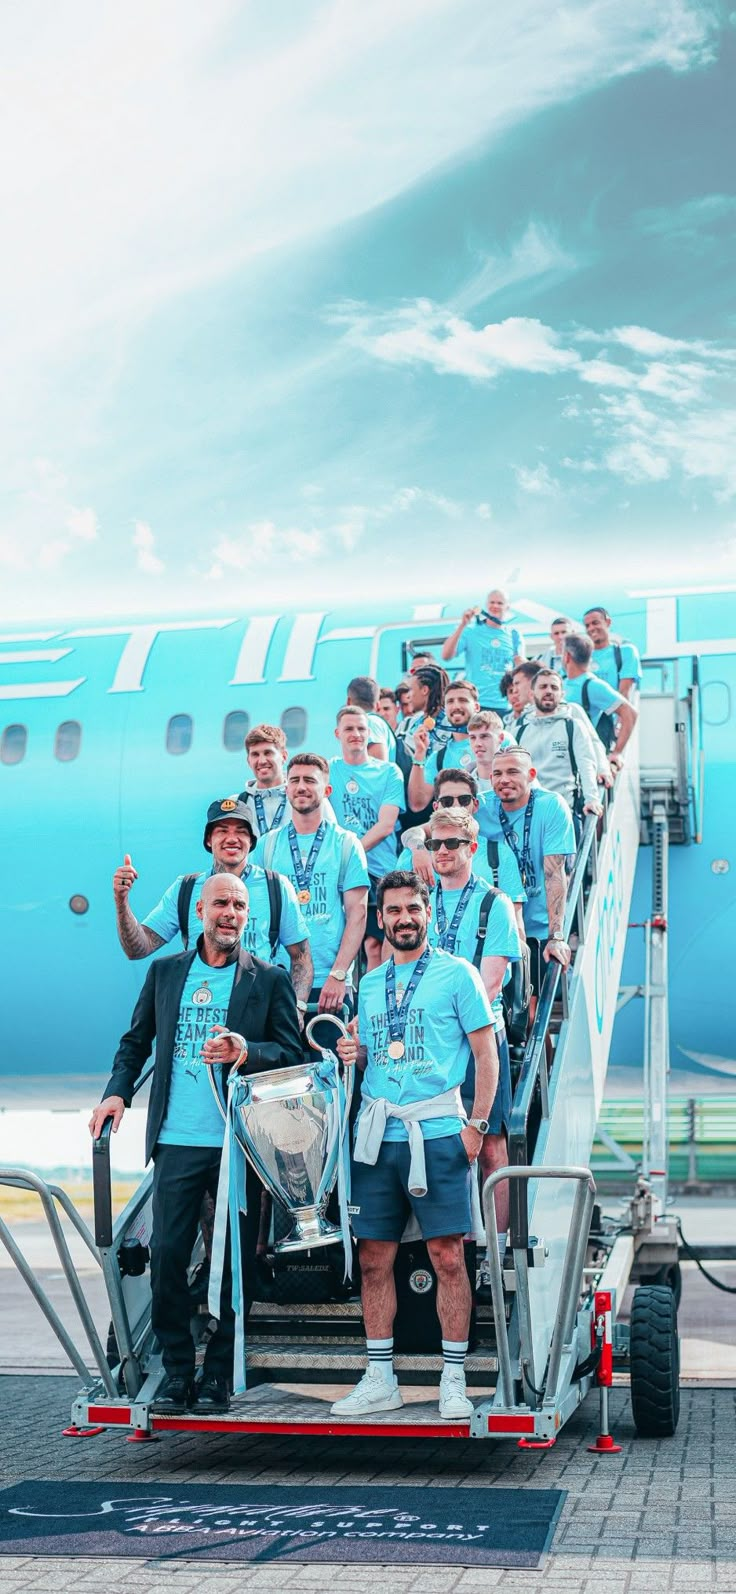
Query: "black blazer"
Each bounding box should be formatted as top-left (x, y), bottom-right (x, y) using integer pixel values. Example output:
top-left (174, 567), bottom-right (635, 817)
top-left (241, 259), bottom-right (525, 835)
top-left (103, 943), bottom-right (303, 1164)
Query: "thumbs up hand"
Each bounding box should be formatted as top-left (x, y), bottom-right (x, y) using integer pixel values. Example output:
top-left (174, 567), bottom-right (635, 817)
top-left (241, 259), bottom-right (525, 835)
top-left (113, 854), bottom-right (138, 901)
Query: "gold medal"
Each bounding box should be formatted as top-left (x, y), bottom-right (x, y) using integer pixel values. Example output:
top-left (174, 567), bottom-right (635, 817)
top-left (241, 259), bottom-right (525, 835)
top-left (387, 1039), bottom-right (405, 1060)
top-left (297, 888), bottom-right (311, 904)
top-left (423, 716), bottom-right (436, 731)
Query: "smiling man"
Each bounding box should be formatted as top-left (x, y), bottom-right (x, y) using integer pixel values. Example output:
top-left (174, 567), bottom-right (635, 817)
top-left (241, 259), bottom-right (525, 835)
top-left (112, 797), bottom-right (314, 1019)
top-left (91, 872), bottom-right (303, 1414)
top-left (332, 870), bottom-right (496, 1421)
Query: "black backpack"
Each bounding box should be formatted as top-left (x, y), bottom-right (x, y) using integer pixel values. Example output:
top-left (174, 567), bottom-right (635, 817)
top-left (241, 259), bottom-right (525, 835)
top-left (177, 871), bottom-right (283, 959)
top-left (582, 679), bottom-right (617, 753)
top-left (472, 884), bottom-right (531, 1048)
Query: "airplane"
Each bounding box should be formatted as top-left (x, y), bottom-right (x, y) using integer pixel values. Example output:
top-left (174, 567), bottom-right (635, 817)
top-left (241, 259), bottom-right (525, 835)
top-left (1, 581), bottom-right (734, 1106)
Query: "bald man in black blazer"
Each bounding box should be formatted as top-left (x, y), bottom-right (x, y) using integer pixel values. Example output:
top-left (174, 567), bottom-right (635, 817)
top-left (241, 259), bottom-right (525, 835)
top-left (91, 872), bottom-right (302, 1413)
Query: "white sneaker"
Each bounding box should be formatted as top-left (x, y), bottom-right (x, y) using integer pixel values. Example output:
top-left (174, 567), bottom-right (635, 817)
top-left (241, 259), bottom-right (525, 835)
top-left (330, 1364), bottom-right (403, 1416)
top-left (438, 1365), bottom-right (473, 1419)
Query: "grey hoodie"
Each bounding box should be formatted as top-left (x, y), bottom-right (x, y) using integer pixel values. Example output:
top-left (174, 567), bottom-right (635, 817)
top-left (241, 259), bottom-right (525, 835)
top-left (515, 707), bottom-right (599, 809)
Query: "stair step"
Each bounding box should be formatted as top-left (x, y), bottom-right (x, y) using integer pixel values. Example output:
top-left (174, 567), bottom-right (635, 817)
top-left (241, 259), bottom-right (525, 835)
top-left (245, 1343), bottom-right (498, 1383)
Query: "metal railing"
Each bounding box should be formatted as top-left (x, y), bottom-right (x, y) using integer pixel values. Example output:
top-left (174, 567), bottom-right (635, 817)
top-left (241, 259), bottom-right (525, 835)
top-left (507, 804), bottom-right (604, 1249)
top-left (0, 1168), bottom-right (116, 1395)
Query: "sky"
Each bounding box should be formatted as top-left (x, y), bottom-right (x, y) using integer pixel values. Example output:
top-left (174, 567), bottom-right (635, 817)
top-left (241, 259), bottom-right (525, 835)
top-left (2, 0), bottom-right (736, 620)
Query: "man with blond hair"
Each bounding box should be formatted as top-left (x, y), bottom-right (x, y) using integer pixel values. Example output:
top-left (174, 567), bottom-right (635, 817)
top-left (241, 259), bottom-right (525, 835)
top-left (424, 806), bottom-right (521, 1248)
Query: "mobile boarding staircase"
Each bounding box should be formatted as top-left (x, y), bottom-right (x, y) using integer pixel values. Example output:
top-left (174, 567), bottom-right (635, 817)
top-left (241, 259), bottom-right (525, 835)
top-left (0, 658), bottom-right (702, 1446)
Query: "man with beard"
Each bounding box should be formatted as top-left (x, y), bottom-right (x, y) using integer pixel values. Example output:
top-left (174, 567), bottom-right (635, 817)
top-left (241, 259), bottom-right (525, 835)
top-left (332, 870), bottom-right (496, 1421)
top-left (515, 669), bottom-right (603, 825)
top-left (90, 873), bottom-right (302, 1414)
top-left (478, 747), bottom-right (575, 1008)
top-left (406, 679), bottom-right (480, 811)
top-left (256, 753), bottom-right (369, 1043)
top-left (113, 798), bottom-right (313, 1020)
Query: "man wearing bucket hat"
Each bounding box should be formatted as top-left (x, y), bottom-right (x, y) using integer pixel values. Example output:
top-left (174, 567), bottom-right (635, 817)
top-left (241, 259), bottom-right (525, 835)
top-left (112, 797), bottom-right (314, 1019)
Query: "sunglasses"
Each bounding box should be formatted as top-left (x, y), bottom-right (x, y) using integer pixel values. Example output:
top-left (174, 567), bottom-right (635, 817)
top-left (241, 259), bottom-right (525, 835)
top-left (436, 793), bottom-right (474, 808)
top-left (425, 836), bottom-right (470, 853)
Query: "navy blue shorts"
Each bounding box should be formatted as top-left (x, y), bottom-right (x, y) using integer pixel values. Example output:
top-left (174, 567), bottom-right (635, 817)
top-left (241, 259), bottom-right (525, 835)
top-left (350, 1134), bottom-right (472, 1242)
top-left (462, 1027), bottom-right (512, 1137)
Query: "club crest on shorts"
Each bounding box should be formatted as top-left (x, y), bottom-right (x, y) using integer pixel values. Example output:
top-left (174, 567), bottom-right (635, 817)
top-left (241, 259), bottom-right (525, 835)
top-left (409, 1268), bottom-right (434, 1296)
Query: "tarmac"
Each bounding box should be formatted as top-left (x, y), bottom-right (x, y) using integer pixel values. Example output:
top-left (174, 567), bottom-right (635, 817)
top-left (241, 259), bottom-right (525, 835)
top-left (1, 1195), bottom-right (735, 1591)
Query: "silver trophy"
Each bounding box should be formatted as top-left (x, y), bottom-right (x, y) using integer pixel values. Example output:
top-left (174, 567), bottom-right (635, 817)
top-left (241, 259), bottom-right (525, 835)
top-left (225, 1015), bottom-right (353, 1253)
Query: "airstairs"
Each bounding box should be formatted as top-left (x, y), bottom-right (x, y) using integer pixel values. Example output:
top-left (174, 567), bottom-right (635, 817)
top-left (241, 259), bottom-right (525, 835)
top-left (0, 657), bottom-right (701, 1445)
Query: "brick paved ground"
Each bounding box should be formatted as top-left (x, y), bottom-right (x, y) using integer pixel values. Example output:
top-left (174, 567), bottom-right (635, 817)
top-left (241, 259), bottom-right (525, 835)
top-left (0, 1376), bottom-right (735, 1592)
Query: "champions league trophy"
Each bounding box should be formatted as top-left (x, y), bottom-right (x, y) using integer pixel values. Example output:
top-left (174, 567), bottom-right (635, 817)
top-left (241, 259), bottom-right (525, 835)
top-left (216, 1014), bottom-right (354, 1254)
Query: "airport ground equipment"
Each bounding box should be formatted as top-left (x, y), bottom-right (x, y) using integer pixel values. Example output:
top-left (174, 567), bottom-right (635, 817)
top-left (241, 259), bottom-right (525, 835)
top-left (0, 655), bottom-right (701, 1446)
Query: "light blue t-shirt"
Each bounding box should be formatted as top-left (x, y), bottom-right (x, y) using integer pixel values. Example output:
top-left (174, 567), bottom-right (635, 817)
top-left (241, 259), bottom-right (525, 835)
top-left (476, 789), bottom-right (576, 939)
top-left (366, 711), bottom-right (396, 758)
top-left (254, 822), bottom-right (369, 986)
top-left (590, 642), bottom-right (641, 690)
top-left (142, 864), bottom-right (308, 963)
top-left (357, 946), bottom-right (493, 1141)
top-left (328, 757), bottom-right (405, 879)
top-left (427, 877), bottom-right (522, 1030)
top-left (395, 839), bottom-right (526, 904)
top-left (564, 673), bottom-right (626, 728)
top-left (157, 955), bottom-right (235, 1147)
top-left (454, 619), bottom-right (523, 709)
top-left (424, 737), bottom-right (476, 782)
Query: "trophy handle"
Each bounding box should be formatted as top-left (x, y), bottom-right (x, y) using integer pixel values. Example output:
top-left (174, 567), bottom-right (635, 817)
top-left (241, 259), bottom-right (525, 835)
top-left (305, 1013), bottom-right (354, 1118)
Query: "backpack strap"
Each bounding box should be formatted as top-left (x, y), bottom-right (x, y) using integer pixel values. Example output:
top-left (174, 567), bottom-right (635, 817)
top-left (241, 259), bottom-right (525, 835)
top-left (177, 874), bottom-right (199, 950)
top-left (582, 679), bottom-right (591, 718)
top-left (485, 839), bottom-right (500, 888)
top-left (614, 643), bottom-right (623, 677)
top-left (564, 716), bottom-right (578, 780)
top-left (472, 888), bottom-right (500, 969)
top-left (435, 744), bottom-right (446, 773)
top-left (264, 868), bottom-right (283, 960)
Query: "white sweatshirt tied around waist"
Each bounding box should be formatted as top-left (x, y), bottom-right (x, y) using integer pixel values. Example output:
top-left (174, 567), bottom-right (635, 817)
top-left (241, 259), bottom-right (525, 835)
top-left (353, 1086), bottom-right (466, 1196)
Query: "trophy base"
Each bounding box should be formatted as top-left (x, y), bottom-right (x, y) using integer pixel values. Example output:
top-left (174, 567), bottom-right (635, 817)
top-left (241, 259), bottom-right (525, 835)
top-left (273, 1210), bottom-right (342, 1254)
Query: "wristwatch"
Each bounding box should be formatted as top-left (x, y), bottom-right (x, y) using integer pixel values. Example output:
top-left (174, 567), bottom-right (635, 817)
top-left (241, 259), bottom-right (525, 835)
top-left (468, 1117), bottom-right (489, 1134)
top-left (550, 932), bottom-right (567, 943)
top-left (330, 967), bottom-right (347, 982)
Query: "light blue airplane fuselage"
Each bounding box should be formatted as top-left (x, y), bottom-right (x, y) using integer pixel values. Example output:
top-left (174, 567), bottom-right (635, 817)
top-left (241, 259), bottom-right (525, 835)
top-left (1, 585), bottom-right (734, 1092)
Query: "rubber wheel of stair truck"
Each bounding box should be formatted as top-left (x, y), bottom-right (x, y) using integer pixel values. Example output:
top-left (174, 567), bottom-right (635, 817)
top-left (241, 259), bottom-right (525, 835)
top-left (652, 1261), bottom-right (682, 1309)
top-left (630, 1284), bottom-right (680, 1437)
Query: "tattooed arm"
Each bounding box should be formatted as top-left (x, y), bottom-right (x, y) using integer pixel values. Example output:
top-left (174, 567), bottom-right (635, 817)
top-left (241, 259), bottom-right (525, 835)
top-left (113, 858), bottom-right (166, 961)
top-left (542, 853), bottom-right (571, 968)
top-left (285, 938), bottom-right (314, 1023)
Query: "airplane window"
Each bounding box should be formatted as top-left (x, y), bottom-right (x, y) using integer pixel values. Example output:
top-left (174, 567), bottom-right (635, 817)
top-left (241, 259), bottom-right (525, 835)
top-left (166, 714), bottom-right (193, 755)
top-left (280, 706), bottom-right (307, 748)
top-left (54, 720), bottom-right (82, 762)
top-left (223, 710), bottom-right (250, 751)
top-left (0, 724), bottom-right (27, 765)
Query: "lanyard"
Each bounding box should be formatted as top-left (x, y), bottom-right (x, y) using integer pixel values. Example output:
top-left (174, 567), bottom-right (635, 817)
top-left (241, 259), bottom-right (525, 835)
top-left (287, 821), bottom-right (325, 903)
top-left (254, 788), bottom-right (287, 835)
top-left (435, 879), bottom-right (477, 954)
top-left (499, 791), bottom-right (536, 891)
top-left (384, 946), bottom-right (432, 1059)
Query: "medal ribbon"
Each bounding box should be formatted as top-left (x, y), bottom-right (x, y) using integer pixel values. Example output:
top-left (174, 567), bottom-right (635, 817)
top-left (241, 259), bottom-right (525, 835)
top-left (499, 790), bottom-right (536, 891)
top-left (435, 878), bottom-right (477, 954)
top-left (287, 820), bottom-right (325, 896)
top-left (254, 788), bottom-right (287, 835)
top-left (385, 946), bottom-right (432, 1046)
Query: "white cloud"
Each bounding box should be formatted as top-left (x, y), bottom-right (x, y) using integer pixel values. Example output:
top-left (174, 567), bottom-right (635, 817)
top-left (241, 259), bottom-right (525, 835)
top-left (452, 221), bottom-right (581, 315)
top-left (605, 440), bottom-right (671, 483)
top-left (343, 303), bottom-right (581, 381)
top-left (66, 506), bottom-right (99, 542)
top-left (476, 502), bottom-right (493, 519)
top-left (515, 463), bottom-right (560, 495)
top-left (133, 519), bottom-right (164, 575)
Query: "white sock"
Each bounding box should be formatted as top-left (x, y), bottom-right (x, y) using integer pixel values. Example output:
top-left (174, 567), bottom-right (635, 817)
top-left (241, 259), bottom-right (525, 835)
top-left (366, 1337), bottom-right (393, 1375)
top-left (442, 1338), bottom-right (468, 1372)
